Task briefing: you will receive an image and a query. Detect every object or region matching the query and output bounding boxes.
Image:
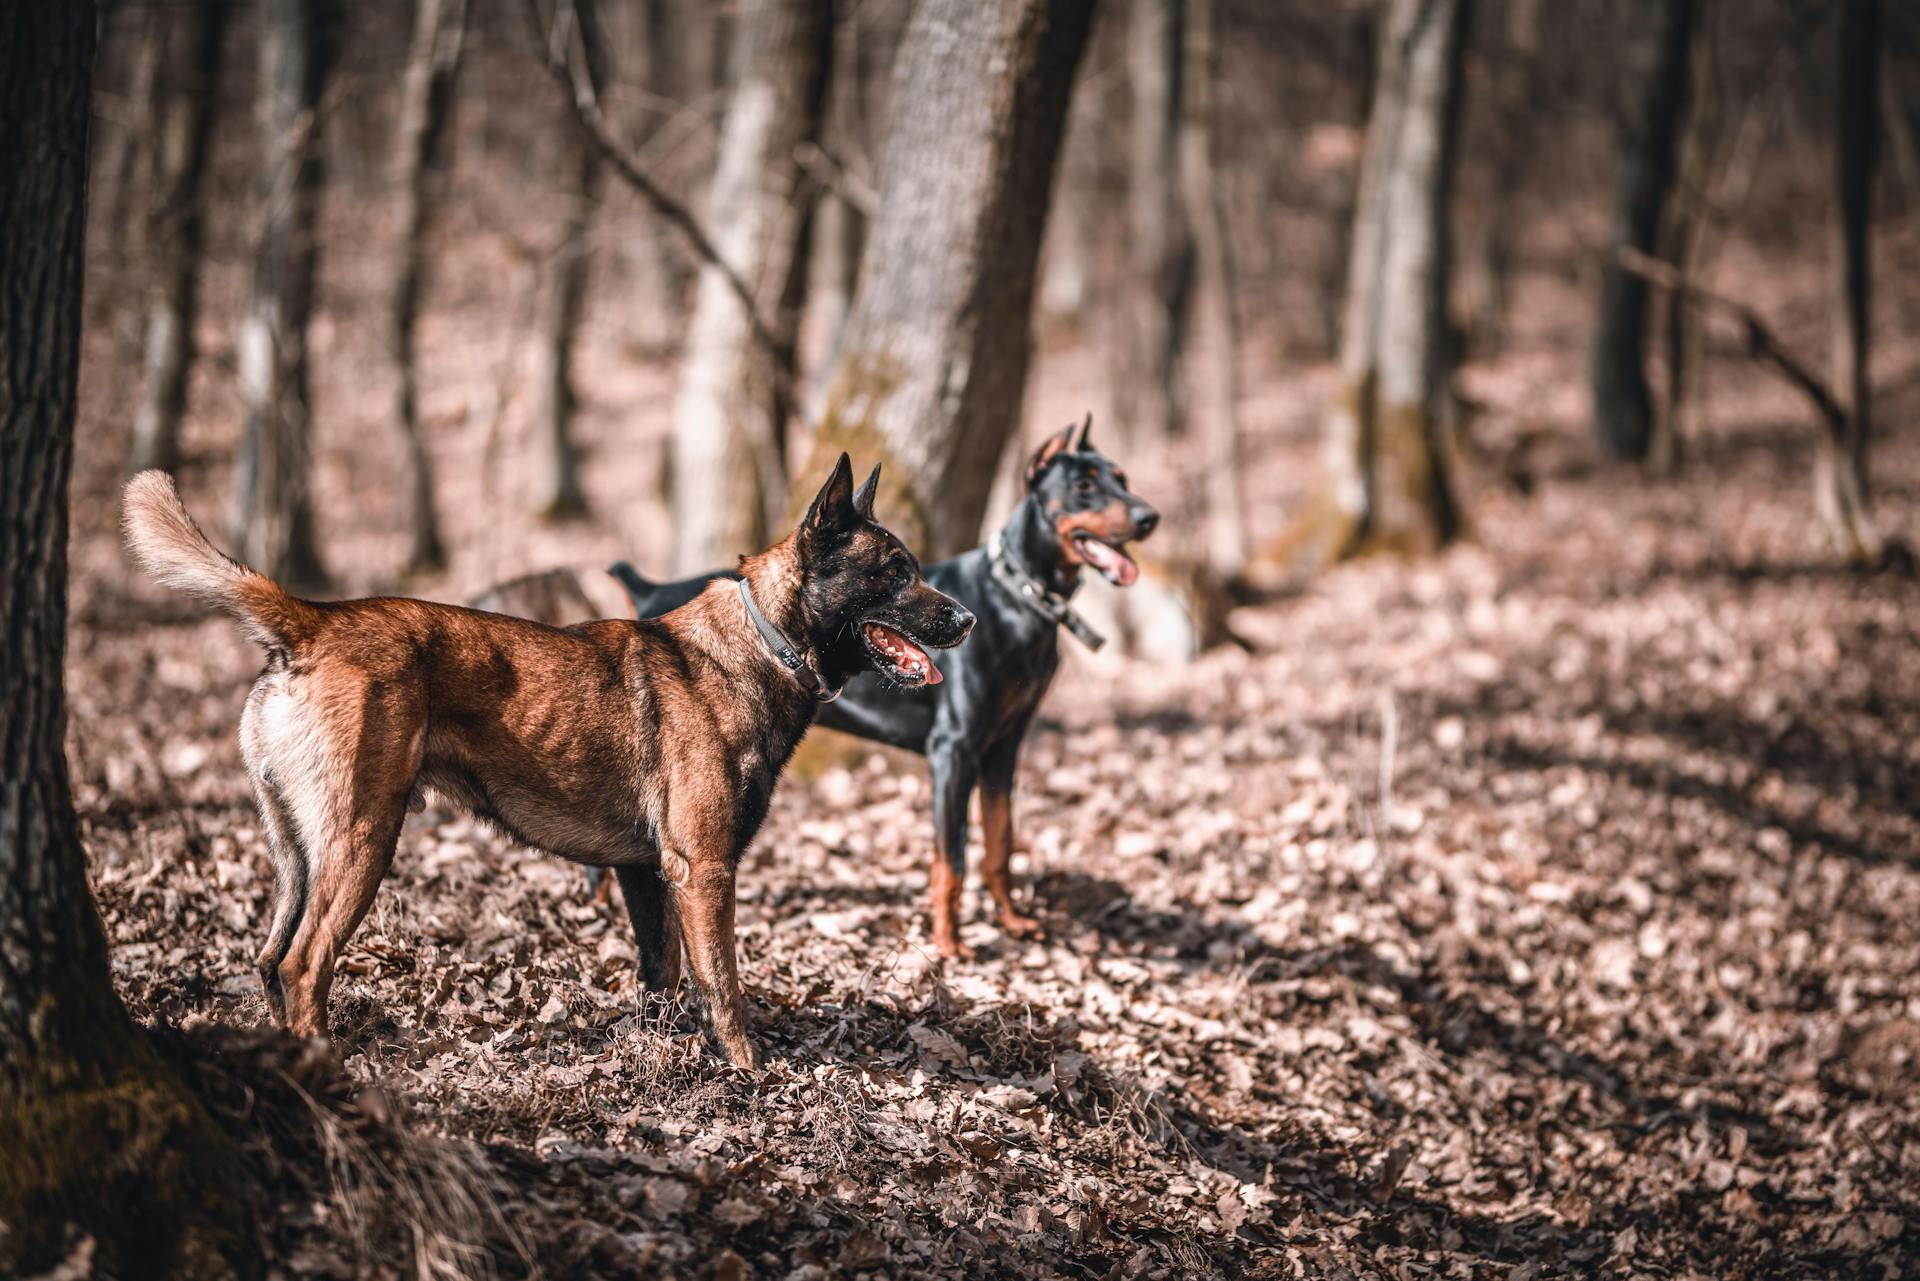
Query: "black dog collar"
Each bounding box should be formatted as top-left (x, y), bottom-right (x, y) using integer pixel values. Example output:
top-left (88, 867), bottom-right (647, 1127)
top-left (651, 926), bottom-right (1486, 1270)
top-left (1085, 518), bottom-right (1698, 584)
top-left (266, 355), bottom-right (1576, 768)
top-left (739, 579), bottom-right (839, 703)
top-left (989, 531), bottom-right (1107, 651)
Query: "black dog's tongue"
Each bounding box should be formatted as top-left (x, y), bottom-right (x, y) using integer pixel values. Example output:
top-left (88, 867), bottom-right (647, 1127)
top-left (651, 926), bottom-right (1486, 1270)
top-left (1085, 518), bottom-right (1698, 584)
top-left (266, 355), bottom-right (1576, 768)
top-left (1076, 536), bottom-right (1139, 587)
top-left (865, 622), bottom-right (940, 684)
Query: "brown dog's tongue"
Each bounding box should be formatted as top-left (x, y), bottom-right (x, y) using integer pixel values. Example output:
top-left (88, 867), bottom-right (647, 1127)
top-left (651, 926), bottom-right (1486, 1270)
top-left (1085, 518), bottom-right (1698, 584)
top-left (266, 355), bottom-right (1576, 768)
top-left (1079, 538), bottom-right (1139, 587)
top-left (867, 622), bottom-right (941, 684)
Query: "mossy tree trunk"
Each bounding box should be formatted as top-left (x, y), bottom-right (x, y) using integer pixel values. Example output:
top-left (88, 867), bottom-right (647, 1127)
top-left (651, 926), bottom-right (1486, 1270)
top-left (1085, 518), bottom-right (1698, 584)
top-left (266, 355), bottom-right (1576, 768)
top-left (1817, 0), bottom-right (1882, 563)
top-left (806, 0), bottom-right (1097, 558)
top-left (1179, 0), bottom-right (1247, 580)
top-left (0, 6), bottom-right (257, 1276)
top-left (127, 0), bottom-right (232, 477)
top-left (388, 0), bottom-right (468, 575)
top-left (668, 0), bottom-right (831, 574)
top-left (231, 0), bottom-right (338, 590)
top-left (1589, 0), bottom-right (1696, 462)
top-left (1314, 0), bottom-right (1469, 562)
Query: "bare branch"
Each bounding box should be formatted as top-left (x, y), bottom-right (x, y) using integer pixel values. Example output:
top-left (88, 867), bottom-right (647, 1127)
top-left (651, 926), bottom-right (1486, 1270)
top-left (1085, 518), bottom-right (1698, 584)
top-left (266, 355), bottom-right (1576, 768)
top-left (1619, 246), bottom-right (1847, 437)
top-left (520, 0), bottom-right (795, 386)
top-left (794, 141), bottom-right (878, 216)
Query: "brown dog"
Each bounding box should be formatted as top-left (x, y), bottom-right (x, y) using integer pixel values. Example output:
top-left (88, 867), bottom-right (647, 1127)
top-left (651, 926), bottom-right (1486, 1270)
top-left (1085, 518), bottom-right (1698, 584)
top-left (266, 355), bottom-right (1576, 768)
top-left (123, 457), bottom-right (973, 1067)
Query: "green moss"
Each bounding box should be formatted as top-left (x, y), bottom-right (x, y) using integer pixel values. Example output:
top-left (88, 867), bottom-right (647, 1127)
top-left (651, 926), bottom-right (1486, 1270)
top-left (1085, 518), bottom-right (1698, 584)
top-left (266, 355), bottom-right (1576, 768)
top-left (1273, 379), bottom-right (1462, 570)
top-left (0, 1042), bottom-right (259, 1280)
top-left (793, 355), bottom-right (932, 550)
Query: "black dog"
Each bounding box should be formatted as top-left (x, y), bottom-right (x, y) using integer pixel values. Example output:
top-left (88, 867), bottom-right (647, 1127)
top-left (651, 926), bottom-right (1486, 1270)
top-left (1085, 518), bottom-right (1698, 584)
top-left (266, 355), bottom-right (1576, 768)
top-left (606, 416), bottom-right (1157, 957)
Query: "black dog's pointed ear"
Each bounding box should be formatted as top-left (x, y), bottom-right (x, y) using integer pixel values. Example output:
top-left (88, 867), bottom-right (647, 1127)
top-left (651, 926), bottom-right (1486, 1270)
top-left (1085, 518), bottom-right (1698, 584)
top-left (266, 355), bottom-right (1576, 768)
top-left (852, 463), bottom-right (881, 520)
top-left (803, 452), bottom-right (859, 534)
top-left (1025, 425), bottom-right (1077, 485)
top-left (1074, 412), bottom-right (1093, 450)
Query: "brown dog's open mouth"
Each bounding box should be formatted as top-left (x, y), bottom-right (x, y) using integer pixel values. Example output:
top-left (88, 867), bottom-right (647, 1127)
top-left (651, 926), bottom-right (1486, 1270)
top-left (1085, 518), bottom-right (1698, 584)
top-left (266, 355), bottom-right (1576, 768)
top-left (1072, 532), bottom-right (1139, 587)
top-left (863, 621), bottom-right (941, 685)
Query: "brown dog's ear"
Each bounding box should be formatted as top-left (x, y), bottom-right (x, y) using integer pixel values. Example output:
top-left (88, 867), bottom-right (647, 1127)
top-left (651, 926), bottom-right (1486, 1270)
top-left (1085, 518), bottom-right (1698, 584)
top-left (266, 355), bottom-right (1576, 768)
top-left (1074, 412), bottom-right (1093, 450)
top-left (852, 463), bottom-right (881, 520)
top-left (803, 452), bottom-right (859, 534)
top-left (1025, 425), bottom-right (1077, 485)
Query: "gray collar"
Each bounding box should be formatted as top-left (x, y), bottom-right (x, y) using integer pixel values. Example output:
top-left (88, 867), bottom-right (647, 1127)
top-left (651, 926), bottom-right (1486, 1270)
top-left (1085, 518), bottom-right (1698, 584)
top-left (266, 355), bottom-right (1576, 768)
top-left (988, 530), bottom-right (1106, 651)
top-left (738, 578), bottom-right (838, 702)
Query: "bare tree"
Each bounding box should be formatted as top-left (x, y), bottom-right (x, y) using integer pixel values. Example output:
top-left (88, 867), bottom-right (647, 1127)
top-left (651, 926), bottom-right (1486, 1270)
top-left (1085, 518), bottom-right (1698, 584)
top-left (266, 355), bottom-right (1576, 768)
top-left (1590, 0), bottom-right (1696, 461)
top-left (1312, 0), bottom-right (1471, 560)
top-left (1180, 0), bottom-right (1246, 580)
top-left (1119, 0), bottom-right (1189, 445)
top-left (1819, 0), bottom-right (1881, 561)
top-left (603, 0), bottom-right (689, 355)
top-left (527, 1), bottom-right (610, 520)
top-left (807, 0), bottom-right (1098, 558)
top-left (231, 0), bottom-right (338, 588)
top-left (389, 0), bottom-right (468, 574)
top-left (0, 6), bottom-right (255, 1274)
top-left (668, 0), bottom-right (831, 574)
top-left (1462, 0), bottom-right (1541, 351)
top-left (127, 0), bottom-right (232, 476)
top-left (94, 5), bottom-right (163, 323)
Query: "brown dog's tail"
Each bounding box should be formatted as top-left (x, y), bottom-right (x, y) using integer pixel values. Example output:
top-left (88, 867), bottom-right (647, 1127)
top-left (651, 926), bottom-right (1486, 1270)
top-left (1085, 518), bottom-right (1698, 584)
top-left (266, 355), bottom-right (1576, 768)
top-left (122, 470), bottom-right (319, 650)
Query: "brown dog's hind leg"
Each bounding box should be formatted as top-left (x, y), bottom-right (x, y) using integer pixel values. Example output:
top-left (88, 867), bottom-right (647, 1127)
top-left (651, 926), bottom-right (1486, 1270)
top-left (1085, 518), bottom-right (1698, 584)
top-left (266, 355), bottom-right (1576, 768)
top-left (271, 690), bottom-right (422, 1039)
top-left (979, 738), bottom-right (1044, 940)
top-left (615, 863), bottom-right (682, 993)
top-left (249, 765), bottom-right (307, 1027)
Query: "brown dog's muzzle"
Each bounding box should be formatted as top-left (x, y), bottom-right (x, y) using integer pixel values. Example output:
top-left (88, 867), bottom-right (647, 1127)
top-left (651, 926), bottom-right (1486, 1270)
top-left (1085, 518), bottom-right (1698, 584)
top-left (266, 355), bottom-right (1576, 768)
top-left (861, 583), bottom-right (972, 685)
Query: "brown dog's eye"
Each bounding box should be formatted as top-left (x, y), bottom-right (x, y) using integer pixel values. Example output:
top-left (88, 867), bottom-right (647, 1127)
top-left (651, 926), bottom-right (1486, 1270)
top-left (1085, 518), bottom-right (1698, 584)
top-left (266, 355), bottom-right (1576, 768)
top-left (1114, 472), bottom-right (1129, 489)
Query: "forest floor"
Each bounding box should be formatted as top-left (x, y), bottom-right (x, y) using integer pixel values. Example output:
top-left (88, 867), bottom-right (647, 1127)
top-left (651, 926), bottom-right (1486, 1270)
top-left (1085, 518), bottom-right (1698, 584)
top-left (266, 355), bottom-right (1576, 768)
top-left (63, 173), bottom-right (1920, 1276)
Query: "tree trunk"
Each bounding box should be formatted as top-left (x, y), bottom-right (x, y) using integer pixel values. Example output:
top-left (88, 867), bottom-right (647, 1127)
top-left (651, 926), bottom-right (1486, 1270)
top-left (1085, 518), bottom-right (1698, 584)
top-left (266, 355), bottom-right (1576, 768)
top-left (1589, 0), bottom-right (1695, 461)
top-left (389, 0), bottom-right (467, 575)
top-left (807, 0), bottom-right (1097, 559)
top-left (96, 6), bottom-right (163, 327)
top-left (1818, 0), bottom-right (1881, 562)
top-left (127, 0), bottom-right (232, 477)
top-left (231, 0), bottom-right (337, 589)
top-left (803, 10), bottom-right (873, 388)
top-left (668, 0), bottom-right (831, 574)
top-left (1312, 0), bottom-right (1470, 561)
top-left (1463, 0), bottom-right (1540, 352)
top-left (1119, 0), bottom-right (1190, 445)
top-left (0, 7), bottom-right (256, 1276)
top-left (606, 0), bottom-right (689, 356)
top-left (1179, 0), bottom-right (1245, 580)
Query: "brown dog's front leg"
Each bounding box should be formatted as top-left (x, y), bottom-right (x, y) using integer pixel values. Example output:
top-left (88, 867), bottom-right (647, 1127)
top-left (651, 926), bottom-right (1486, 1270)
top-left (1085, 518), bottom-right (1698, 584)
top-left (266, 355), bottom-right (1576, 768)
top-left (671, 856), bottom-right (756, 1069)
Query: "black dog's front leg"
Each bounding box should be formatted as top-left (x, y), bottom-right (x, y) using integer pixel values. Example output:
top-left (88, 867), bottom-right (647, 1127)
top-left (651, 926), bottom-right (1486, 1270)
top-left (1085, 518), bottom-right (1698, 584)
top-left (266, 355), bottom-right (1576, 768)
top-left (928, 730), bottom-right (979, 958)
top-left (615, 863), bottom-right (682, 993)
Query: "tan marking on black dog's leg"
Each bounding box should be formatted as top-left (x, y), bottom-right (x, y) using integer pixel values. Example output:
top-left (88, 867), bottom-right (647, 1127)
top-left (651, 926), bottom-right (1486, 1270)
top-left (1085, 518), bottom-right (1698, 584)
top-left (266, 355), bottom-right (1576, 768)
top-left (928, 735), bottom-right (978, 959)
top-left (980, 749), bottom-right (1044, 940)
top-left (671, 852), bottom-right (754, 1068)
top-left (929, 858), bottom-right (967, 959)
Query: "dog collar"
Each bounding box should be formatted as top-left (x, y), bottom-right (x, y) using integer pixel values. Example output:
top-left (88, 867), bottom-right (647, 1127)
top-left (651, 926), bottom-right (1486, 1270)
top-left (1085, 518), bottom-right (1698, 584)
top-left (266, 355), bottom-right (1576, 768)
top-left (989, 531), bottom-right (1106, 651)
top-left (738, 579), bottom-right (839, 703)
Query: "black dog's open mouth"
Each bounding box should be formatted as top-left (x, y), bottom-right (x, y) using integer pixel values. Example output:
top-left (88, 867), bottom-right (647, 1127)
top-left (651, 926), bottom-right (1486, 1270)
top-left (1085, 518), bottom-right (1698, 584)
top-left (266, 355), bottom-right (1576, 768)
top-left (1073, 532), bottom-right (1140, 587)
top-left (862, 621), bottom-right (941, 685)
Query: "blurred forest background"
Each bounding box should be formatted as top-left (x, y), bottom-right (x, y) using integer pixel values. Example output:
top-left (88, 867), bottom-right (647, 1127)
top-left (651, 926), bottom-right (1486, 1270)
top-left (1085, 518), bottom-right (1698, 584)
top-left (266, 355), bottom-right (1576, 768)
top-left (75, 0), bottom-right (1920, 618)
top-left (12, 0), bottom-right (1920, 1276)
